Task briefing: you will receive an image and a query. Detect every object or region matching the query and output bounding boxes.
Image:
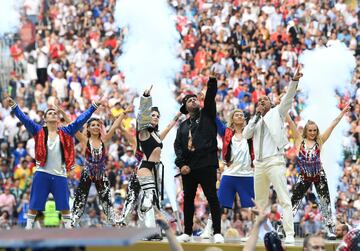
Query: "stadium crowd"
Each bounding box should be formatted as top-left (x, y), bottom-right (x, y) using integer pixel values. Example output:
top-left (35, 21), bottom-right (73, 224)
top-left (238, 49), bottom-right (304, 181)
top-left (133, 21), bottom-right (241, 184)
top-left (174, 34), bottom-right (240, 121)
top-left (0, 0), bottom-right (359, 241)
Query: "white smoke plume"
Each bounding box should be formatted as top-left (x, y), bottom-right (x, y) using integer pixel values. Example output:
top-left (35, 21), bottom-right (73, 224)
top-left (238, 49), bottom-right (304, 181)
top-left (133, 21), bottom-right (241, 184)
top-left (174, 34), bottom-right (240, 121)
top-left (115, 0), bottom-right (182, 211)
top-left (0, 0), bottom-right (24, 97)
top-left (0, 1), bottom-right (23, 35)
top-left (298, 41), bottom-right (356, 214)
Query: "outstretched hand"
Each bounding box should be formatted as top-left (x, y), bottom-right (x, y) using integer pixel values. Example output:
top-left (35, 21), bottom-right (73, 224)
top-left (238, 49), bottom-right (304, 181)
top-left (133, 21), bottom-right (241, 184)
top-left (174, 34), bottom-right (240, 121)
top-left (54, 103), bottom-right (65, 115)
top-left (93, 95), bottom-right (105, 107)
top-left (5, 96), bottom-right (16, 107)
top-left (292, 65), bottom-right (303, 81)
top-left (251, 199), bottom-right (268, 225)
top-left (143, 85), bottom-right (153, 96)
top-left (341, 104), bottom-right (351, 115)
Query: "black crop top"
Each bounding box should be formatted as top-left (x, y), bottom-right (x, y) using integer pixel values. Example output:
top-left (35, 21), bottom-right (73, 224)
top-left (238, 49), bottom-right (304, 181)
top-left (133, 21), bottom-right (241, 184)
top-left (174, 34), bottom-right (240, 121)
top-left (139, 132), bottom-right (163, 160)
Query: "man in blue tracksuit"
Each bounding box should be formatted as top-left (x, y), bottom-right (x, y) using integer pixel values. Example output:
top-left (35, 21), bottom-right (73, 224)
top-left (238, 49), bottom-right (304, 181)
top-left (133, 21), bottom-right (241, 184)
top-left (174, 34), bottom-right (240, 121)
top-left (6, 96), bottom-right (101, 229)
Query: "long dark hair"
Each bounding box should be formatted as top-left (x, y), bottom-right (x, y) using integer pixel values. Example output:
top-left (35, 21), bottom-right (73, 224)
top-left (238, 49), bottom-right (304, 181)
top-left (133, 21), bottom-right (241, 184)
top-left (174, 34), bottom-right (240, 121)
top-left (86, 118), bottom-right (103, 138)
top-left (150, 107), bottom-right (160, 132)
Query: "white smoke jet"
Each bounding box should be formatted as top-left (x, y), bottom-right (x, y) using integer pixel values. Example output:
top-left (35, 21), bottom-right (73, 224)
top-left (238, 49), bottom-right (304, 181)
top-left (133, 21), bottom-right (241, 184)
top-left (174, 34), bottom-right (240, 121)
top-left (115, 0), bottom-right (182, 211)
top-left (0, 0), bottom-right (24, 96)
top-left (0, 1), bottom-right (23, 35)
top-left (298, 41), bottom-right (356, 214)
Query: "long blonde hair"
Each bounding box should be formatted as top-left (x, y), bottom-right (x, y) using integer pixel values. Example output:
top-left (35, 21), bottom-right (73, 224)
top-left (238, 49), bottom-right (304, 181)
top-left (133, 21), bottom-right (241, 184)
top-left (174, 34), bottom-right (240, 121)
top-left (227, 109), bottom-right (245, 130)
top-left (302, 120), bottom-right (323, 146)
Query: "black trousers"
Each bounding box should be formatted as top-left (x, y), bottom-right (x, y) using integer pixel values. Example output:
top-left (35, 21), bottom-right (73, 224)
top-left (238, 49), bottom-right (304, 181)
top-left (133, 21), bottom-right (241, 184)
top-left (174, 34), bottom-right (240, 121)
top-left (181, 166), bottom-right (221, 235)
top-left (291, 170), bottom-right (334, 230)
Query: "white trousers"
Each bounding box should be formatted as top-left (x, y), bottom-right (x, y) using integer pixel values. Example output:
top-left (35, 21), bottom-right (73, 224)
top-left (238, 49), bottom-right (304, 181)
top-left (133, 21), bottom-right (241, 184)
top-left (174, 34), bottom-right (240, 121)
top-left (254, 156), bottom-right (295, 237)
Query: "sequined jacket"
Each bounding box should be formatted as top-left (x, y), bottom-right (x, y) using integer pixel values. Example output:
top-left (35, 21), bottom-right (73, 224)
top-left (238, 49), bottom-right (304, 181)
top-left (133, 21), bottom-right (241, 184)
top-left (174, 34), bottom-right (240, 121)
top-left (12, 104), bottom-right (97, 171)
top-left (137, 95), bottom-right (152, 131)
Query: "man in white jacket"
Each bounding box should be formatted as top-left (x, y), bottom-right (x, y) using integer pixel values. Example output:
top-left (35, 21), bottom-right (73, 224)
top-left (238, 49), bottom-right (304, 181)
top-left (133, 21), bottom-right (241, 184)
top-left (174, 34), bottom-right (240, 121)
top-left (243, 66), bottom-right (302, 244)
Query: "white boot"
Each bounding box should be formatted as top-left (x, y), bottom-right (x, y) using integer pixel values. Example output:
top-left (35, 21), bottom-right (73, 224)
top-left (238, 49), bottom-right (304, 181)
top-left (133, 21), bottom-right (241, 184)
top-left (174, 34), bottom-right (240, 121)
top-left (141, 207), bottom-right (163, 241)
top-left (62, 213), bottom-right (72, 229)
top-left (71, 215), bottom-right (80, 228)
top-left (143, 207), bottom-right (156, 228)
top-left (25, 214), bottom-right (36, 230)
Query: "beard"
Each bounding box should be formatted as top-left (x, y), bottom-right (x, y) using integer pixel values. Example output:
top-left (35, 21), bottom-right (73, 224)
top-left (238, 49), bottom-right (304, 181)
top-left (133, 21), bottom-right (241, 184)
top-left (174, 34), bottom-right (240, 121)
top-left (188, 106), bottom-right (200, 114)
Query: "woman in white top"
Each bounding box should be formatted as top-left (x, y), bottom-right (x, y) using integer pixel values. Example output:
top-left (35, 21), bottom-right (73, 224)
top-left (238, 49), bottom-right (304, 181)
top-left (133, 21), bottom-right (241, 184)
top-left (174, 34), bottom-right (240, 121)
top-left (216, 109), bottom-right (255, 208)
top-left (202, 109), bottom-right (255, 238)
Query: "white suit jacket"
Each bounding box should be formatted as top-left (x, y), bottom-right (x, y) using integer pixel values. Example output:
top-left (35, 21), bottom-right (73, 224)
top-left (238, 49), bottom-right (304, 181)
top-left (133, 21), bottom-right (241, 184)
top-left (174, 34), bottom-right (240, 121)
top-left (243, 80), bottom-right (298, 153)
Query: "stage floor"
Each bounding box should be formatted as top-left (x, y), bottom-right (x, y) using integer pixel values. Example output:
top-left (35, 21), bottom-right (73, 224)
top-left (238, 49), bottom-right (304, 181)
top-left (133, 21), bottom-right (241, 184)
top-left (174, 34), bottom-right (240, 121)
top-left (89, 238), bottom-right (341, 251)
top-left (0, 228), bottom-right (341, 251)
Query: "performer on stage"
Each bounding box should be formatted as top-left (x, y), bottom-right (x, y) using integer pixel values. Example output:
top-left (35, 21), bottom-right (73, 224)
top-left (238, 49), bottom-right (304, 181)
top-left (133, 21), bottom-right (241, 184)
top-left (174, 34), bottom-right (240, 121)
top-left (70, 105), bottom-right (132, 227)
top-left (288, 104), bottom-right (350, 239)
top-left (201, 110), bottom-right (255, 238)
top-left (242, 66), bottom-right (303, 243)
top-left (5, 96), bottom-right (100, 229)
top-left (174, 76), bottom-right (224, 243)
top-left (117, 124), bottom-right (142, 226)
top-left (135, 85), bottom-right (180, 238)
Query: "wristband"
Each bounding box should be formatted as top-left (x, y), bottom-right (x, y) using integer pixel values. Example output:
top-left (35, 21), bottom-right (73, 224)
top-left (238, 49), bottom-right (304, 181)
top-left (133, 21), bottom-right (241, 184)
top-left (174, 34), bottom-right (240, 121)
top-left (10, 103), bottom-right (18, 109)
top-left (92, 102), bottom-right (99, 109)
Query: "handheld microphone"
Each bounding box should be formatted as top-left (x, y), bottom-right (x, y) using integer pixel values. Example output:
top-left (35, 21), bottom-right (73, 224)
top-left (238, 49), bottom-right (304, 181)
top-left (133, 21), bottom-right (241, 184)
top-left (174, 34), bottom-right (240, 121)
top-left (254, 112), bottom-right (261, 123)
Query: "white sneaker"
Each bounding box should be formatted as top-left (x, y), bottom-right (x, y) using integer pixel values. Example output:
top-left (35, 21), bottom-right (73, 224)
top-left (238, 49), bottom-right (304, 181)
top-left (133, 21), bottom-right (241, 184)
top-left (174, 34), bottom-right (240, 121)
top-left (213, 233), bottom-right (224, 243)
top-left (200, 218), bottom-right (213, 239)
top-left (284, 235), bottom-right (295, 244)
top-left (177, 233), bottom-right (191, 242)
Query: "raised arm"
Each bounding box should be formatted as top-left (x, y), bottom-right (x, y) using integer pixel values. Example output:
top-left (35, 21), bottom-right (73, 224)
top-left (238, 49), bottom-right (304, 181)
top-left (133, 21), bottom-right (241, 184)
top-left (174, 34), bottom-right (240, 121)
top-left (160, 112), bottom-right (182, 141)
top-left (103, 106), bottom-right (133, 143)
top-left (321, 104), bottom-right (350, 144)
top-left (202, 76), bottom-right (218, 119)
top-left (137, 86), bottom-right (153, 131)
top-left (278, 66), bottom-right (302, 116)
top-left (285, 114), bottom-right (301, 150)
top-left (6, 97), bottom-right (41, 136)
top-left (243, 201), bottom-right (268, 251)
top-left (215, 116), bottom-right (226, 137)
top-left (120, 125), bottom-right (137, 151)
top-left (56, 104), bottom-right (87, 145)
top-left (242, 109), bottom-right (262, 139)
top-left (62, 100), bottom-right (100, 136)
top-left (155, 209), bottom-right (184, 251)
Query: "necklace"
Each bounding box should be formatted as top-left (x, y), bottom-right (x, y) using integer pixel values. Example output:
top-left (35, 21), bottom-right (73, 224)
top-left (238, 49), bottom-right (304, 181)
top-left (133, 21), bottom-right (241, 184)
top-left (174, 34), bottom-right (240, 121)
top-left (304, 139), bottom-right (316, 151)
top-left (89, 139), bottom-right (103, 161)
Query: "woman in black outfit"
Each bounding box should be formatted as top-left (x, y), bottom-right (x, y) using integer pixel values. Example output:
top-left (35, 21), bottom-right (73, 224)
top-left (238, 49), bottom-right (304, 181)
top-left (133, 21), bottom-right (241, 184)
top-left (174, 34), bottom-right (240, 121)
top-left (134, 85), bottom-right (180, 238)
